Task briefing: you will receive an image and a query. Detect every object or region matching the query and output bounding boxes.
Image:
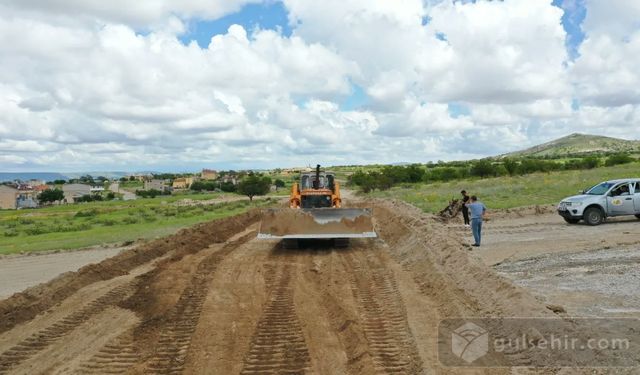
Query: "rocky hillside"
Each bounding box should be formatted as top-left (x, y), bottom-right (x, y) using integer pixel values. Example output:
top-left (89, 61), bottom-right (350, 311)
top-left (503, 133), bottom-right (640, 157)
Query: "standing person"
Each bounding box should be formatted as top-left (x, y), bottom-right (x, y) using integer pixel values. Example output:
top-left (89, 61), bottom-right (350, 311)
top-left (466, 195), bottom-right (486, 247)
top-left (460, 190), bottom-right (470, 227)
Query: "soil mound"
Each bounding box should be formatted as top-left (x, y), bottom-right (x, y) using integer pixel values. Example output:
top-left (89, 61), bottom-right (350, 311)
top-left (366, 198), bottom-right (551, 318)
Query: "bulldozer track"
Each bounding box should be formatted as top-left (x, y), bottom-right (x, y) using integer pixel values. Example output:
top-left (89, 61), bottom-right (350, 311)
top-left (146, 231), bottom-right (255, 374)
top-left (78, 330), bottom-right (138, 374)
top-left (0, 282), bottom-right (136, 374)
top-left (240, 263), bottom-right (312, 374)
top-left (344, 252), bottom-right (423, 374)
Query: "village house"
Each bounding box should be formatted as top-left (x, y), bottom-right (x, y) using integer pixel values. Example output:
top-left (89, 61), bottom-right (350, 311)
top-left (62, 183), bottom-right (92, 203)
top-left (201, 169), bottom-right (218, 180)
top-left (221, 175), bottom-right (238, 185)
top-left (131, 174), bottom-right (153, 182)
top-left (0, 185), bottom-right (18, 209)
top-left (0, 185), bottom-right (38, 209)
top-left (144, 179), bottom-right (169, 191)
top-left (28, 179), bottom-right (46, 187)
top-left (33, 185), bottom-right (51, 193)
top-left (172, 177), bottom-right (194, 190)
top-left (90, 185), bottom-right (105, 193)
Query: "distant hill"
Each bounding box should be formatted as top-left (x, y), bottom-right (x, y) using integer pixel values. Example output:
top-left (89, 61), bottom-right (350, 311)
top-left (0, 172), bottom-right (69, 183)
top-left (0, 171), bottom-right (132, 183)
top-left (502, 133), bottom-right (640, 158)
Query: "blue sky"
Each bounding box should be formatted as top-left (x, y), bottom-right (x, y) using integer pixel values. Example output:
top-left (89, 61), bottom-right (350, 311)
top-left (180, 0), bottom-right (588, 114)
top-left (552, 0), bottom-right (587, 59)
top-left (179, 1), bottom-right (292, 48)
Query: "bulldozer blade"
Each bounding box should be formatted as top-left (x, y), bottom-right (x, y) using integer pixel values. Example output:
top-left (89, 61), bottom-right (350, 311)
top-left (258, 208), bottom-right (377, 239)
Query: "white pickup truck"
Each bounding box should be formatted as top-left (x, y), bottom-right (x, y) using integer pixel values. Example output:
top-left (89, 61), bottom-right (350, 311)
top-left (557, 178), bottom-right (640, 225)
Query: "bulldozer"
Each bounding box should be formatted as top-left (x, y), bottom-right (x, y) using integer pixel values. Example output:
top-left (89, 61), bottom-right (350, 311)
top-left (258, 165), bottom-right (376, 247)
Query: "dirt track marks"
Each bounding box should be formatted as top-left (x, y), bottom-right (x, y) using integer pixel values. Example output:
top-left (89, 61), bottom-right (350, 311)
top-left (146, 231), bottom-right (256, 374)
top-left (0, 282), bottom-right (136, 374)
top-left (240, 263), bottom-right (311, 374)
top-left (78, 330), bottom-right (138, 374)
top-left (345, 251), bottom-right (423, 374)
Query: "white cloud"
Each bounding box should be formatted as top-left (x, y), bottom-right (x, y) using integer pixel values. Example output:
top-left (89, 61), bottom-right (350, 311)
top-left (2, 0), bottom-right (259, 29)
top-left (0, 0), bottom-right (638, 171)
top-left (569, 0), bottom-right (640, 137)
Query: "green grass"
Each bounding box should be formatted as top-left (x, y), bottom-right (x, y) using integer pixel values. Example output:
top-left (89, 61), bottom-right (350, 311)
top-left (367, 162), bottom-right (640, 213)
top-left (0, 194), bottom-right (275, 254)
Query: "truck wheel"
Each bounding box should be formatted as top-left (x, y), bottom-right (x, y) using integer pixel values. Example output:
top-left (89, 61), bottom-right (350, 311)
top-left (334, 238), bottom-right (349, 247)
top-left (282, 239), bottom-right (299, 249)
top-left (636, 214), bottom-right (640, 220)
top-left (584, 207), bottom-right (604, 226)
top-left (563, 217), bottom-right (580, 224)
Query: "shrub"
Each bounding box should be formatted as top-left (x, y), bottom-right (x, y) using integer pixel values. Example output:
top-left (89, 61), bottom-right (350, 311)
top-left (97, 218), bottom-right (117, 226)
top-left (75, 209), bottom-right (99, 218)
top-left (135, 189), bottom-right (169, 198)
top-left (605, 153), bottom-right (633, 167)
top-left (121, 216), bottom-right (140, 224)
top-left (24, 225), bottom-right (48, 236)
top-left (3, 229), bottom-right (18, 237)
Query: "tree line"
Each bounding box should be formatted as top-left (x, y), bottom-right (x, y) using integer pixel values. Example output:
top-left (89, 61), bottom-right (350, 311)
top-left (349, 153), bottom-right (636, 193)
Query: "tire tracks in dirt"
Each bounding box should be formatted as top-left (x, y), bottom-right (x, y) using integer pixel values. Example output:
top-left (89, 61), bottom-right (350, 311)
top-left (0, 282), bottom-right (137, 374)
top-left (143, 230), bottom-right (257, 374)
top-left (240, 252), bottom-right (312, 374)
top-left (344, 250), bottom-right (423, 374)
top-left (77, 330), bottom-right (138, 374)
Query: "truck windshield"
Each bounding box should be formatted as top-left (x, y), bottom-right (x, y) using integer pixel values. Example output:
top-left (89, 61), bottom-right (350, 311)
top-left (586, 182), bottom-right (614, 195)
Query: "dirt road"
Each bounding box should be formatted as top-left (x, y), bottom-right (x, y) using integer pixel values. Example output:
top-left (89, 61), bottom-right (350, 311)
top-left (456, 206), bottom-right (640, 318)
top-left (0, 246), bottom-right (126, 299)
top-left (0, 201), bottom-right (636, 374)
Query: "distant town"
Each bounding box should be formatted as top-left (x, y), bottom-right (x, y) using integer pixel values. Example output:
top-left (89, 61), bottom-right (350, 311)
top-left (0, 168), bottom-right (307, 210)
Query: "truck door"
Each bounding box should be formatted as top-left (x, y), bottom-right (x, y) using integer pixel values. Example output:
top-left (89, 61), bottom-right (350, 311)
top-left (633, 182), bottom-right (640, 213)
top-left (607, 182), bottom-right (636, 216)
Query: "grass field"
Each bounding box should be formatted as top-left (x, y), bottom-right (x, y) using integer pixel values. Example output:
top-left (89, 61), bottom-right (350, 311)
top-left (0, 193), bottom-right (276, 255)
top-left (367, 162), bottom-right (640, 213)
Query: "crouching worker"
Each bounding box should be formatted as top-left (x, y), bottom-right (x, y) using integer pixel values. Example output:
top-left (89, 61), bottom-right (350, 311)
top-left (466, 195), bottom-right (486, 247)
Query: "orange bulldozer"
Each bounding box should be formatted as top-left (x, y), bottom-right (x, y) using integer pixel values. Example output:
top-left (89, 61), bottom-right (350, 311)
top-left (258, 165), bottom-right (376, 246)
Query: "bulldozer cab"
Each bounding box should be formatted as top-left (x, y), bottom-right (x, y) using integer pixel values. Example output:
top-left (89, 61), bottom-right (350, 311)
top-left (300, 172), bottom-right (335, 191)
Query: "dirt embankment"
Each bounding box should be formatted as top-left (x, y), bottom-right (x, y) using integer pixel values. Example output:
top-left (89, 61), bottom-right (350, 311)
top-left (368, 198), bottom-right (552, 319)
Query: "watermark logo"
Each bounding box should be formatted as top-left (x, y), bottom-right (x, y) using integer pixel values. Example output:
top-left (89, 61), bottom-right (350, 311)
top-left (439, 318), bottom-right (638, 367)
top-left (451, 322), bottom-right (488, 363)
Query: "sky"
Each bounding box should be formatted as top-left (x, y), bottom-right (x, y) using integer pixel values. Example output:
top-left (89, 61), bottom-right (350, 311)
top-left (0, 0), bottom-right (639, 172)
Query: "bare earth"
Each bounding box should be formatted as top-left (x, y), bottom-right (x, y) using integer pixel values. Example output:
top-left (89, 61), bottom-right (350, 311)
top-left (0, 246), bottom-right (125, 299)
top-left (0, 200), bottom-right (638, 374)
top-left (455, 207), bottom-right (640, 318)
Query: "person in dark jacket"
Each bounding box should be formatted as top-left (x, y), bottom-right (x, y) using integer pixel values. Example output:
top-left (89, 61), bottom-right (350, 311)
top-left (461, 190), bottom-right (470, 226)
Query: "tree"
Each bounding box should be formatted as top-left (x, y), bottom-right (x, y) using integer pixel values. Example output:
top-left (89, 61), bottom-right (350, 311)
top-left (274, 179), bottom-right (286, 191)
top-left (470, 160), bottom-right (496, 178)
top-left (220, 181), bottom-right (236, 192)
top-left (503, 158), bottom-right (518, 176)
top-left (38, 188), bottom-right (64, 205)
top-left (237, 175), bottom-right (271, 201)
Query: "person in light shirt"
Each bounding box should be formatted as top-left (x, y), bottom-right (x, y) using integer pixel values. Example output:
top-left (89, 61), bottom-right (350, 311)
top-left (466, 195), bottom-right (486, 247)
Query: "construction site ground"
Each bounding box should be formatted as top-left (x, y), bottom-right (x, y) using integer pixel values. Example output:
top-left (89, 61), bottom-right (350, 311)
top-left (0, 199), bottom-right (638, 374)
